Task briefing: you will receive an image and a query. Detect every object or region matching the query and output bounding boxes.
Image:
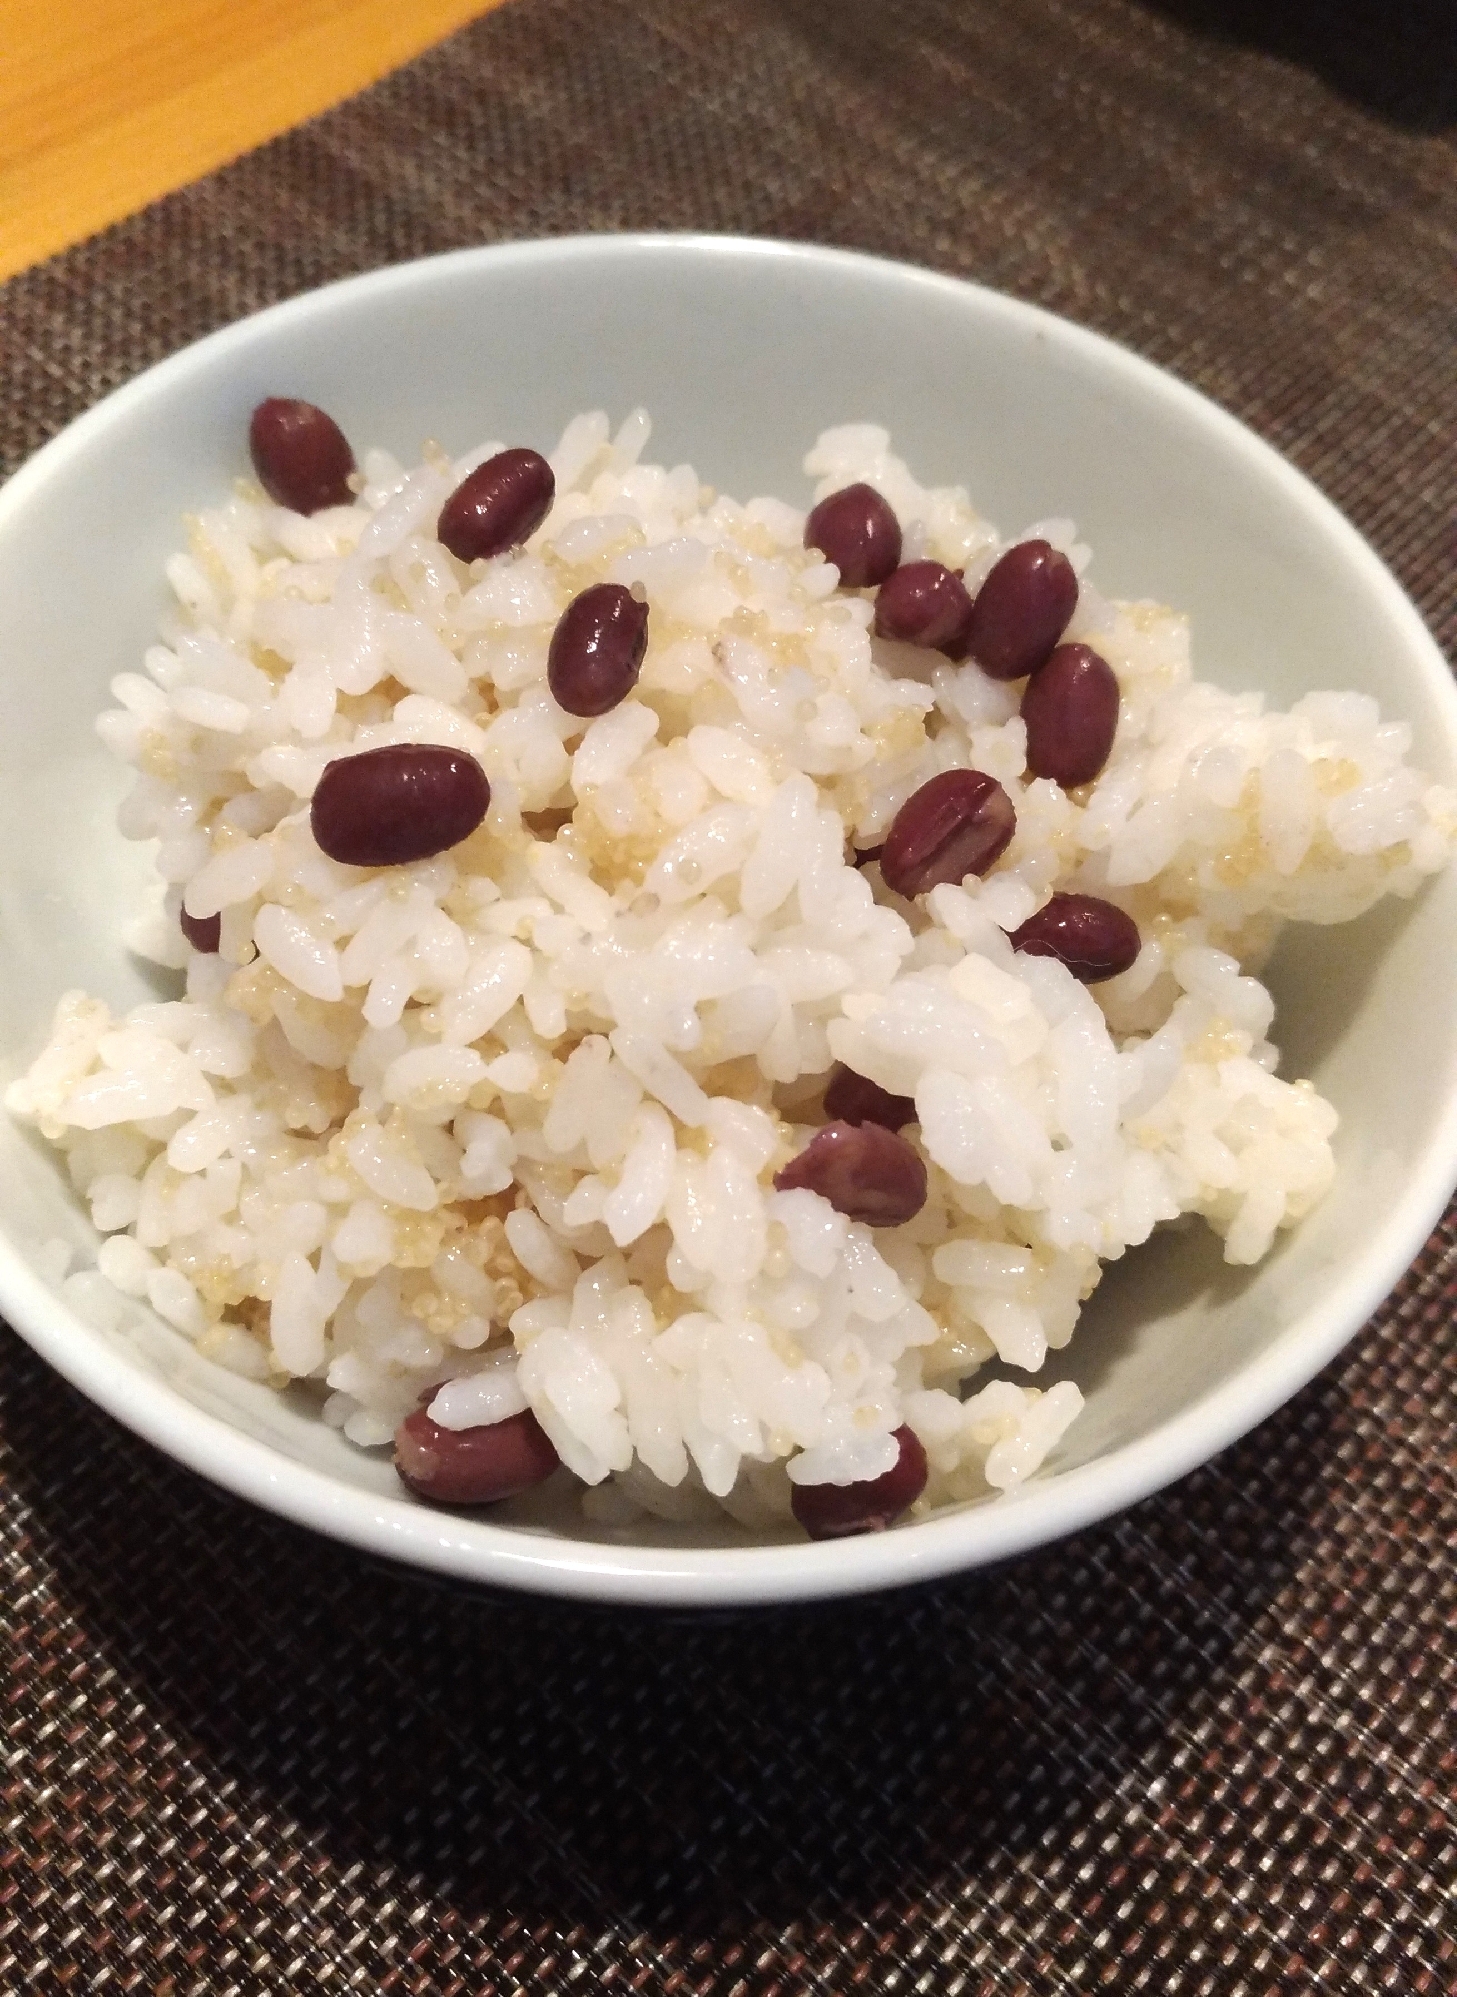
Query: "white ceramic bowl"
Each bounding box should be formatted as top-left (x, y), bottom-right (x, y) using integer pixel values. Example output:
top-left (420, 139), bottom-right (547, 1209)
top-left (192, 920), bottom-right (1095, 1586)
top-left (2, 235), bottom-right (1455, 1606)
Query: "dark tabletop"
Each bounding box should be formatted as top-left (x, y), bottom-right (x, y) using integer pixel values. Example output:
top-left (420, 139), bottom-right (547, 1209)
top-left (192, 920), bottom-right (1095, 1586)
top-left (3, 2), bottom-right (1456, 1989)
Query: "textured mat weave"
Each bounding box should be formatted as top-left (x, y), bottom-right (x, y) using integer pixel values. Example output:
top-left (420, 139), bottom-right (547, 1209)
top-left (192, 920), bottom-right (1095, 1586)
top-left (3, 2), bottom-right (1456, 1989)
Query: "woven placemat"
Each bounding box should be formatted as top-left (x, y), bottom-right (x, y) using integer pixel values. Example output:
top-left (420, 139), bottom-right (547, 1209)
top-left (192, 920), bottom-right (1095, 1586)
top-left (4, 2), bottom-right (1456, 1989)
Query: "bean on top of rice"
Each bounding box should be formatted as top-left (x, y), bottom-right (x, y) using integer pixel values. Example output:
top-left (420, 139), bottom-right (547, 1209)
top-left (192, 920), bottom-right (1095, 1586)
top-left (10, 400), bottom-right (1453, 1540)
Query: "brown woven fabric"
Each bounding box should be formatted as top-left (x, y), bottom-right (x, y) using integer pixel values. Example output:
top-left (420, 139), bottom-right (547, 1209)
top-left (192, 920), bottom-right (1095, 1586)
top-left (3, 2), bottom-right (1456, 1989)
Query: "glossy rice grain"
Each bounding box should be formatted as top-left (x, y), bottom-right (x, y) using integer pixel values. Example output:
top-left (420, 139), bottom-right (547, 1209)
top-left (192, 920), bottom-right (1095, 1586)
top-left (791, 1426), bottom-right (929, 1539)
top-left (311, 744), bottom-right (490, 868)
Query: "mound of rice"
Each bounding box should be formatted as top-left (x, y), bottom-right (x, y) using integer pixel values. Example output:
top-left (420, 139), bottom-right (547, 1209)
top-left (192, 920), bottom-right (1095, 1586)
top-left (10, 409), bottom-right (1453, 1532)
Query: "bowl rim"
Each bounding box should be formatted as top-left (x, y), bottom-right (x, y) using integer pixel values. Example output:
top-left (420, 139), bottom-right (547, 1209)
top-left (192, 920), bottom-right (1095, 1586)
top-left (3, 229), bottom-right (1456, 1607)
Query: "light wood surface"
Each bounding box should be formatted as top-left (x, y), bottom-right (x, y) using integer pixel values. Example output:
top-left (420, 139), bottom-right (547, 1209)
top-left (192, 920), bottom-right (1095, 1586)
top-left (0, 0), bottom-right (501, 281)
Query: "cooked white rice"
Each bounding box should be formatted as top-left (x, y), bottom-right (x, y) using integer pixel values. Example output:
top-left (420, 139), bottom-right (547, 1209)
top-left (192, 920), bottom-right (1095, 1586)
top-left (9, 409), bottom-right (1453, 1528)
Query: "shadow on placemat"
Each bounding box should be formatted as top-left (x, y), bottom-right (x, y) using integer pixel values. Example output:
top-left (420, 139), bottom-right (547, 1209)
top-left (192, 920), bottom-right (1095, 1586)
top-left (3, 1330), bottom-right (1338, 1936)
top-left (1135, 0), bottom-right (1457, 132)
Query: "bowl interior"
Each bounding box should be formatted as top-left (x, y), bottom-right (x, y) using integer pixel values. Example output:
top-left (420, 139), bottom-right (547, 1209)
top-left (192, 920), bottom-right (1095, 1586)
top-left (2, 236), bottom-right (1455, 1602)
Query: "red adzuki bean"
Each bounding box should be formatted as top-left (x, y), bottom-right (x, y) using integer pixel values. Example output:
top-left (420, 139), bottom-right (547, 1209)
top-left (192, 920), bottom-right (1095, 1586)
top-left (179, 907), bottom-right (221, 953)
top-left (1021, 643), bottom-right (1120, 787)
top-left (804, 483), bottom-right (902, 587)
top-left (773, 1120), bottom-right (927, 1227)
top-left (547, 582), bottom-right (650, 717)
top-left (965, 540), bottom-right (1079, 681)
top-left (872, 560), bottom-right (975, 657)
top-left (249, 398), bottom-right (356, 514)
top-left (823, 1065), bottom-right (917, 1132)
top-left (1009, 893), bottom-right (1141, 983)
top-left (394, 1406), bottom-right (560, 1506)
top-left (791, 1425), bottom-right (929, 1539)
top-left (311, 743), bottom-right (490, 868)
top-left (437, 447), bottom-right (555, 563)
top-left (879, 769), bottom-right (1017, 898)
